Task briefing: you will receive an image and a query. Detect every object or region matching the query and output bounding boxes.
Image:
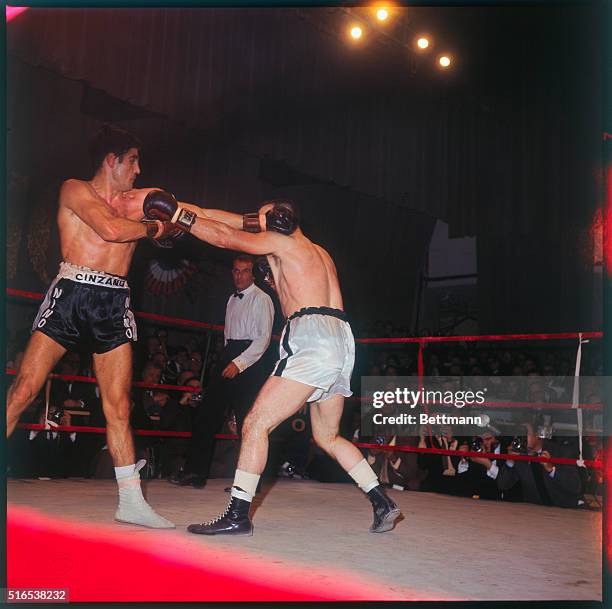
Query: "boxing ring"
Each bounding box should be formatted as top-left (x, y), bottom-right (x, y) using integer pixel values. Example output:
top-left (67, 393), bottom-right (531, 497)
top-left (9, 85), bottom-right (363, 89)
top-left (6, 288), bottom-right (604, 602)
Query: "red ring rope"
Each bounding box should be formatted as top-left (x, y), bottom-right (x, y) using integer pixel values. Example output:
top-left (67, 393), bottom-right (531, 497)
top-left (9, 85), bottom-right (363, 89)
top-left (5, 369), bottom-right (602, 410)
top-left (357, 332), bottom-right (603, 344)
top-left (16, 423), bottom-right (601, 469)
top-left (7, 288), bottom-right (603, 343)
top-left (4, 369), bottom-right (200, 393)
top-left (355, 443), bottom-right (600, 468)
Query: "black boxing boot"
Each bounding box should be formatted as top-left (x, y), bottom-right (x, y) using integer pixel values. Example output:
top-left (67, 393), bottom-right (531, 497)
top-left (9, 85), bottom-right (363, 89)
top-left (367, 484), bottom-right (401, 533)
top-left (187, 491), bottom-right (253, 536)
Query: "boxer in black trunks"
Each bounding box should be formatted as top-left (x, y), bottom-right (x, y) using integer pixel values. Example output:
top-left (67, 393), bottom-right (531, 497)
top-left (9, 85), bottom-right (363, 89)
top-left (6, 125), bottom-right (173, 528)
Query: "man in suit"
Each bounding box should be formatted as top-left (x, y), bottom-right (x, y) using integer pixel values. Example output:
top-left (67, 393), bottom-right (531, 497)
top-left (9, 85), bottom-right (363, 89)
top-left (496, 423), bottom-right (582, 508)
top-left (457, 430), bottom-right (503, 500)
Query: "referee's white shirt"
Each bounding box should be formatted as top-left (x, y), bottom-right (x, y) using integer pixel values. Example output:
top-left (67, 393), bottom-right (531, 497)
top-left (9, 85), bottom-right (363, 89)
top-left (224, 282), bottom-right (274, 372)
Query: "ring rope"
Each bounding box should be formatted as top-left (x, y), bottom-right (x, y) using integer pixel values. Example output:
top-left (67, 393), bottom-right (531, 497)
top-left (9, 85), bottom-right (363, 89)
top-left (7, 288), bottom-right (603, 343)
top-left (16, 423), bottom-right (601, 469)
top-left (4, 369), bottom-right (602, 410)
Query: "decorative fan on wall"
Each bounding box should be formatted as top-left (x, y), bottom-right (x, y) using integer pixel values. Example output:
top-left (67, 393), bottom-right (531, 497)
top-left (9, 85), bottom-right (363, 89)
top-left (145, 258), bottom-right (198, 296)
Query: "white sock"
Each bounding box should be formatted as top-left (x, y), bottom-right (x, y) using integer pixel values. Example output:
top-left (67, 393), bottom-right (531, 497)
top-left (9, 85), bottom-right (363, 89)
top-left (348, 458), bottom-right (380, 493)
top-left (230, 469), bottom-right (260, 502)
top-left (115, 462), bottom-right (144, 504)
top-left (114, 464), bottom-right (136, 479)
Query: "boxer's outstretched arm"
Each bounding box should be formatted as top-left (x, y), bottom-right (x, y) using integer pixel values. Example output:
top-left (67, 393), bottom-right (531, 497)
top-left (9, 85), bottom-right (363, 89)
top-left (123, 189), bottom-right (244, 228)
top-left (60, 180), bottom-right (147, 242)
top-left (189, 217), bottom-right (287, 256)
top-left (178, 203), bottom-right (244, 229)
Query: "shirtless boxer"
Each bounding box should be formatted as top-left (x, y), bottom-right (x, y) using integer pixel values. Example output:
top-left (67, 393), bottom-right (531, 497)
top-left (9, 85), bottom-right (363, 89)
top-left (6, 126), bottom-right (174, 528)
top-left (140, 191), bottom-right (401, 535)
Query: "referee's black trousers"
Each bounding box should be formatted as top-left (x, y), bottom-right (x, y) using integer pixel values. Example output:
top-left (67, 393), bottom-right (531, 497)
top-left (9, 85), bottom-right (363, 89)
top-left (184, 339), bottom-right (272, 479)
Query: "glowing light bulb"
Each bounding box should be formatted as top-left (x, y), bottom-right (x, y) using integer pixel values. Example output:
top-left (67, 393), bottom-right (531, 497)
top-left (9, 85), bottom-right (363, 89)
top-left (439, 55), bottom-right (451, 68)
top-left (350, 26), bottom-right (363, 40)
top-left (376, 8), bottom-right (389, 21)
top-left (417, 37), bottom-right (430, 50)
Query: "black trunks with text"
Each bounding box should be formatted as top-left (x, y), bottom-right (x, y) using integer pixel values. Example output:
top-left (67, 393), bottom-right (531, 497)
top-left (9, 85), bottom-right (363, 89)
top-left (32, 262), bottom-right (137, 354)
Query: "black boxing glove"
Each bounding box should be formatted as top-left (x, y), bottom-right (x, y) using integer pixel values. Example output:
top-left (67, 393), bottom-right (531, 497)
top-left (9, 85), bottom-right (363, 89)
top-left (243, 212), bottom-right (262, 233)
top-left (265, 201), bottom-right (299, 235)
top-left (143, 190), bottom-right (196, 233)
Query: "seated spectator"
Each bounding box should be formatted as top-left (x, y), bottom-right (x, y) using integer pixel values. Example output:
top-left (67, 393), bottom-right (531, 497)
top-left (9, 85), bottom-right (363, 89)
top-left (498, 351), bottom-right (514, 374)
top-left (369, 364), bottom-right (383, 376)
top-left (366, 433), bottom-right (426, 491)
top-left (27, 406), bottom-right (76, 478)
top-left (452, 438), bottom-right (475, 497)
top-left (417, 424), bottom-right (462, 494)
top-left (186, 350), bottom-right (204, 378)
top-left (154, 328), bottom-right (169, 355)
top-left (160, 376), bottom-right (200, 477)
top-left (176, 370), bottom-right (197, 388)
top-left (146, 334), bottom-right (166, 359)
top-left (162, 345), bottom-right (188, 385)
top-left (51, 352), bottom-right (101, 413)
top-left (174, 346), bottom-right (190, 371)
top-left (456, 430), bottom-right (503, 500)
top-left (134, 333), bottom-right (166, 373)
top-left (496, 423), bottom-right (583, 508)
top-left (385, 355), bottom-right (399, 372)
top-left (398, 353), bottom-right (415, 375)
top-left (133, 362), bottom-right (165, 422)
top-left (208, 411), bottom-right (240, 479)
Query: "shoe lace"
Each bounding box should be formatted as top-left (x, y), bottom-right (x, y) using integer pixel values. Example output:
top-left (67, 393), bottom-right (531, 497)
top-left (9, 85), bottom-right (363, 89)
top-left (202, 500), bottom-right (231, 526)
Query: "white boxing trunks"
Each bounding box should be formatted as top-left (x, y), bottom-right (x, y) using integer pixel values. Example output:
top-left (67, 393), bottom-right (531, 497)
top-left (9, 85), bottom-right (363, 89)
top-left (272, 306), bottom-right (355, 402)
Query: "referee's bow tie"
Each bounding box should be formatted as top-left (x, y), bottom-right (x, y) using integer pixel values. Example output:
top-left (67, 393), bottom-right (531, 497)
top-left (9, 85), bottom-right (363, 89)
top-left (233, 291), bottom-right (244, 299)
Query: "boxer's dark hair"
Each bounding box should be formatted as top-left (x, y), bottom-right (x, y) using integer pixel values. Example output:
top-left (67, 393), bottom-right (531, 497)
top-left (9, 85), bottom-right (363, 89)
top-left (89, 124), bottom-right (143, 172)
top-left (234, 254), bottom-right (255, 267)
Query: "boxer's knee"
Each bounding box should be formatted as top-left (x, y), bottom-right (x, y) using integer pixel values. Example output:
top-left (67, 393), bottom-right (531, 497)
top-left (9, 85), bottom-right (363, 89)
top-left (8, 374), bottom-right (39, 409)
top-left (242, 409), bottom-right (270, 441)
top-left (313, 429), bottom-right (338, 455)
top-left (103, 397), bottom-right (131, 427)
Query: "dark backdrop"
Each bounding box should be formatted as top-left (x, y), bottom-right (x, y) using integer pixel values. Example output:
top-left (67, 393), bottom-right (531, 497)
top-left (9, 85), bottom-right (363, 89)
top-left (6, 5), bottom-right (604, 335)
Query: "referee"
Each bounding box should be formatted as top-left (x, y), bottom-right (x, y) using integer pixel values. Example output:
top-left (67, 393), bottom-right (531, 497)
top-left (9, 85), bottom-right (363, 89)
top-left (170, 254), bottom-right (274, 488)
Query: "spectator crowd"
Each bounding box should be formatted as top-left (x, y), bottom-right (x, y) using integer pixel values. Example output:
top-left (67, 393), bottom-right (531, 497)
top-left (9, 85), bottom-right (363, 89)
top-left (6, 318), bottom-right (603, 511)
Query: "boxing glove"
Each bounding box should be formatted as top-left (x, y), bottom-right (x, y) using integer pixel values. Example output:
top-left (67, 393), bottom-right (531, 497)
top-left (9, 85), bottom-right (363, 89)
top-left (143, 190), bottom-right (196, 233)
top-left (265, 202), bottom-right (299, 235)
top-left (142, 219), bottom-right (183, 247)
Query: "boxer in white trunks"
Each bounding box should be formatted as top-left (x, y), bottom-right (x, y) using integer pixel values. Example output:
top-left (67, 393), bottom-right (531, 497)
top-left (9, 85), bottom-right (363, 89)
top-left (139, 192), bottom-right (402, 536)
